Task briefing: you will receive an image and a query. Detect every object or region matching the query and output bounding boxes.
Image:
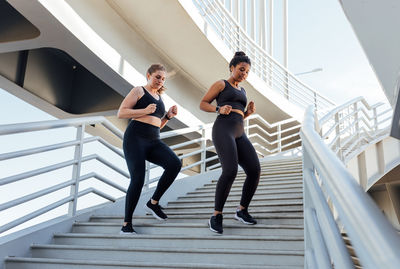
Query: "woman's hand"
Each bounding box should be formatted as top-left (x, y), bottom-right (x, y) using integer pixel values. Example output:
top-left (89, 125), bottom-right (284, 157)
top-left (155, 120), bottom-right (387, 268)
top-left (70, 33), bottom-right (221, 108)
top-left (245, 101), bottom-right (255, 116)
top-left (167, 105), bottom-right (178, 119)
top-left (219, 105), bottom-right (232, 115)
top-left (145, 103), bottom-right (157, 114)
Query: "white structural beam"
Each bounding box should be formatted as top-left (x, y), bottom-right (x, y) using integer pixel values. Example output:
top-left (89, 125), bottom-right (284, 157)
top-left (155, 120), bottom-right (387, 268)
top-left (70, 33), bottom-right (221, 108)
top-left (241, 0), bottom-right (247, 31)
top-left (258, 0), bottom-right (266, 50)
top-left (250, 0), bottom-right (255, 40)
top-left (283, 0), bottom-right (288, 68)
top-left (269, 0), bottom-right (274, 57)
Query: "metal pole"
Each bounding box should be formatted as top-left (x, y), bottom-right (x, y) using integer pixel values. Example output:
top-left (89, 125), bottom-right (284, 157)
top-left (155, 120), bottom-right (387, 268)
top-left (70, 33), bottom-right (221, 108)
top-left (68, 124), bottom-right (85, 216)
top-left (258, 0), bottom-right (266, 50)
top-left (144, 161), bottom-right (150, 190)
top-left (250, 0), bottom-right (255, 40)
top-left (269, 0), bottom-right (274, 56)
top-left (201, 128), bottom-right (206, 173)
top-left (277, 124), bottom-right (282, 152)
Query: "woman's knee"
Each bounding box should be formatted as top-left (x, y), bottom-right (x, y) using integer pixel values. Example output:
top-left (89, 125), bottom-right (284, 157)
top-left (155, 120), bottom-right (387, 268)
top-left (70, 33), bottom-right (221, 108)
top-left (221, 166), bottom-right (238, 179)
top-left (165, 155), bottom-right (182, 173)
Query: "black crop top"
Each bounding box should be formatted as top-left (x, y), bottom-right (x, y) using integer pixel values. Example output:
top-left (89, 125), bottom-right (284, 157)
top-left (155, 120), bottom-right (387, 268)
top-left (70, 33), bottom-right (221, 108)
top-left (216, 80), bottom-right (247, 112)
top-left (132, 87), bottom-right (166, 119)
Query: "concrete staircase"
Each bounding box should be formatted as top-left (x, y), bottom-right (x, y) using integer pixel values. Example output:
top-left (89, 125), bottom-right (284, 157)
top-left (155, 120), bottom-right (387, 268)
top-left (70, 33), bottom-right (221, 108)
top-left (5, 158), bottom-right (304, 268)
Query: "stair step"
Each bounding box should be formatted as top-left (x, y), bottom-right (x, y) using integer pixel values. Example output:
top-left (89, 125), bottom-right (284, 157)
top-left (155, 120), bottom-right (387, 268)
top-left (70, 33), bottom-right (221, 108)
top-left (164, 200), bottom-right (303, 212)
top-left (53, 233), bottom-right (304, 251)
top-left (195, 183), bottom-right (303, 193)
top-left (163, 205), bottom-right (303, 213)
top-left (202, 180), bottom-right (303, 189)
top-left (217, 175), bottom-right (303, 182)
top-left (182, 188), bottom-right (303, 199)
top-left (5, 257), bottom-right (303, 269)
top-left (30, 244), bottom-right (304, 266)
top-left (72, 222), bottom-right (304, 236)
top-left (168, 194), bottom-right (303, 205)
top-left (90, 213), bottom-right (304, 225)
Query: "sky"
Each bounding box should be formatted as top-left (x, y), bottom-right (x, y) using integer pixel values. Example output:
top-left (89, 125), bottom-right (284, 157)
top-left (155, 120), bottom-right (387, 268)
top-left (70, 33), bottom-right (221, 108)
top-left (0, 0), bottom-right (390, 236)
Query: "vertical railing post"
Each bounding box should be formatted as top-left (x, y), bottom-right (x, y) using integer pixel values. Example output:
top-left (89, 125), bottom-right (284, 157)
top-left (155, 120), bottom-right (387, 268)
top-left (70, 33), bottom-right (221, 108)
top-left (200, 127), bottom-right (206, 173)
top-left (144, 161), bottom-right (150, 190)
top-left (373, 107), bottom-right (378, 131)
top-left (334, 112), bottom-right (342, 160)
top-left (314, 92), bottom-right (317, 111)
top-left (68, 124), bottom-right (85, 217)
top-left (245, 118), bottom-right (250, 136)
top-left (277, 124), bottom-right (282, 153)
top-left (354, 102), bottom-right (360, 146)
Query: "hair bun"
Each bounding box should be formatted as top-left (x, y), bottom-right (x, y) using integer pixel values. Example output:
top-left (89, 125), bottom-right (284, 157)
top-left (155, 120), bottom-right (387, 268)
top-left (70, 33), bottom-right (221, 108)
top-left (234, 51), bottom-right (246, 57)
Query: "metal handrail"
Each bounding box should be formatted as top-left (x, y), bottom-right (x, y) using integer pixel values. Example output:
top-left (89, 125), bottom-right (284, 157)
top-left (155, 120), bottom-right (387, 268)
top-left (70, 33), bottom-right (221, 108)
top-left (317, 97), bottom-right (392, 162)
top-left (301, 106), bottom-right (400, 269)
top-left (192, 0), bottom-right (335, 114)
top-left (0, 113), bottom-right (301, 234)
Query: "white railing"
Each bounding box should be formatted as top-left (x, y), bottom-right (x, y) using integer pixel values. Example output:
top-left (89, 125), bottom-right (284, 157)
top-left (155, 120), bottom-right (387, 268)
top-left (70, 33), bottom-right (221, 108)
top-left (192, 0), bottom-right (335, 115)
top-left (0, 114), bottom-right (300, 234)
top-left (318, 97), bottom-right (392, 163)
top-left (301, 106), bottom-right (400, 269)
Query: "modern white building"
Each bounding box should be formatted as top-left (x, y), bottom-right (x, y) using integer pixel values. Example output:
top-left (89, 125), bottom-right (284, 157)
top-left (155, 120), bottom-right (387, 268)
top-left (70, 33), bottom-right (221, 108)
top-left (0, 0), bottom-right (399, 268)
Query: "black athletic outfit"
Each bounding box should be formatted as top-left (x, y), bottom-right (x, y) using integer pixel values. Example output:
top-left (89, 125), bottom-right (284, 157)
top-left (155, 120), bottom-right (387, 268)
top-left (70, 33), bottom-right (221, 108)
top-left (212, 80), bottom-right (260, 212)
top-left (123, 87), bottom-right (181, 223)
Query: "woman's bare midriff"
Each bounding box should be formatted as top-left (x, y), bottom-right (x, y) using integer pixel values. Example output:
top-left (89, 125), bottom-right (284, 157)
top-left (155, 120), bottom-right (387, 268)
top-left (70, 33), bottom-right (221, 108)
top-left (231, 109), bottom-right (244, 117)
top-left (134, 115), bottom-right (161, 127)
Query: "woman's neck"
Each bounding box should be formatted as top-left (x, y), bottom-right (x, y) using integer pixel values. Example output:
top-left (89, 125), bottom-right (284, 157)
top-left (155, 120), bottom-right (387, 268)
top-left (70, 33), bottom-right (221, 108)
top-left (227, 78), bottom-right (240, 88)
top-left (144, 85), bottom-right (158, 95)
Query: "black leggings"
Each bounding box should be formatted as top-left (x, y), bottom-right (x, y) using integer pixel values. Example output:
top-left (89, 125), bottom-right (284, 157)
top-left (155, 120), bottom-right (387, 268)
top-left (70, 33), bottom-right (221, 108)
top-left (212, 113), bottom-right (260, 212)
top-left (123, 121), bottom-right (182, 223)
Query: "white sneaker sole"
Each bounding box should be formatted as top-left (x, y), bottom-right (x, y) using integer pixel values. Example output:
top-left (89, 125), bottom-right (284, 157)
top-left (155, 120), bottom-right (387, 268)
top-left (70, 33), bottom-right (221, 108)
top-left (208, 219), bottom-right (223, 235)
top-left (234, 214), bottom-right (257, 225)
top-left (144, 204), bottom-right (167, 221)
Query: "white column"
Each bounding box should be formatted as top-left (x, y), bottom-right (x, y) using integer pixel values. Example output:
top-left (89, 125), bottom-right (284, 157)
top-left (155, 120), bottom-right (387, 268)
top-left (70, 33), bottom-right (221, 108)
top-left (250, 0), bottom-right (256, 40)
top-left (241, 0), bottom-right (247, 31)
top-left (233, 0), bottom-right (239, 21)
top-left (269, 0), bottom-right (274, 57)
top-left (283, 0), bottom-right (288, 68)
top-left (258, 0), bottom-right (266, 50)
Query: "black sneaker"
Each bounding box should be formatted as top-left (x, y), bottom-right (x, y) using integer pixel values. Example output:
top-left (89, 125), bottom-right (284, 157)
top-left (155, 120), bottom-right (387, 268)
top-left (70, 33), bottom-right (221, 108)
top-left (120, 223), bottom-right (137, 235)
top-left (235, 209), bottom-right (257, 225)
top-left (145, 200), bottom-right (168, 221)
top-left (208, 214), bottom-right (223, 234)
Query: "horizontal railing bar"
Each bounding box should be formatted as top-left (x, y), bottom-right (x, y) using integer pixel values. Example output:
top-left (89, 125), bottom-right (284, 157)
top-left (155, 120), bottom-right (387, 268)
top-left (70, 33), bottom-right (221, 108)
top-left (97, 137), bottom-right (124, 158)
top-left (78, 188), bottom-right (116, 202)
top-left (208, 162), bottom-right (221, 170)
top-left (0, 179), bottom-right (75, 212)
top-left (92, 173), bottom-right (127, 193)
top-left (93, 155), bottom-right (129, 178)
top-left (0, 195), bottom-right (74, 234)
top-left (0, 159), bottom-right (77, 186)
top-left (304, 169), bottom-right (354, 268)
top-left (179, 148), bottom-right (203, 160)
top-left (0, 137), bottom-right (94, 161)
top-left (170, 138), bottom-right (203, 150)
top-left (0, 116), bottom-right (107, 136)
top-left (160, 123), bottom-right (213, 139)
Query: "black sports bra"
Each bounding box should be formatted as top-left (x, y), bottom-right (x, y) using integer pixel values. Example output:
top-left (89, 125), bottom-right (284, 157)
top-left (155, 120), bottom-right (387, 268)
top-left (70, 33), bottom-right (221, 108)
top-left (132, 87), bottom-right (165, 119)
top-left (216, 80), bottom-right (247, 112)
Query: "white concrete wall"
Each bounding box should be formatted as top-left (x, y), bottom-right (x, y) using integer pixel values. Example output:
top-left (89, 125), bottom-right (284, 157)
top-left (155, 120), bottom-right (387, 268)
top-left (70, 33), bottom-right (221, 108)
top-left (339, 0), bottom-right (400, 105)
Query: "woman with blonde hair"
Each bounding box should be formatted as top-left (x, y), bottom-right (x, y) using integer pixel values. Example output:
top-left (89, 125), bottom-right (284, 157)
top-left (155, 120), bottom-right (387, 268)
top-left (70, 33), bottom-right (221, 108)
top-left (118, 64), bottom-right (182, 234)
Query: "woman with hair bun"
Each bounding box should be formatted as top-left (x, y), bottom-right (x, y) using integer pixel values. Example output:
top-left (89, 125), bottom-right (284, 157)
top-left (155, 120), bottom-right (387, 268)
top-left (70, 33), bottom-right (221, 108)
top-left (200, 52), bottom-right (261, 234)
top-left (117, 64), bottom-right (182, 234)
